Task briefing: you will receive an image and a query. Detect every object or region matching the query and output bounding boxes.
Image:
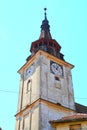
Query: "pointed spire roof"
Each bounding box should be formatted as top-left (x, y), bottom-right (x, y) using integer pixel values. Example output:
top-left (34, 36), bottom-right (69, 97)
top-left (29, 9), bottom-right (64, 62)
top-left (39, 8), bottom-right (52, 39)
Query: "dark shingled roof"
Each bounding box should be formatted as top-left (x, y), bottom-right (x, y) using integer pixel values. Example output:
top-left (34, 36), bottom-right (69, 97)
top-left (75, 103), bottom-right (87, 114)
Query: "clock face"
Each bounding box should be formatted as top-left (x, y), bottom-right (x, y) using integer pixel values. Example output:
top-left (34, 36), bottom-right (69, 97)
top-left (26, 64), bottom-right (34, 76)
top-left (50, 61), bottom-right (63, 76)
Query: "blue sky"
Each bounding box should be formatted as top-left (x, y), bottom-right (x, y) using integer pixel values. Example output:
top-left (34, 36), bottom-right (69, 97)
top-left (0, 0), bottom-right (87, 130)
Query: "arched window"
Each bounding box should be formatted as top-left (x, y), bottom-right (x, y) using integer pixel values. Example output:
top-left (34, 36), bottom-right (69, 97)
top-left (26, 80), bottom-right (31, 93)
top-left (26, 80), bottom-right (32, 105)
top-left (55, 76), bottom-right (61, 89)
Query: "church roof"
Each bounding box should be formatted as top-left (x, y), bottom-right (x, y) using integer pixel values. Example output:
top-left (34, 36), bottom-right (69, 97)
top-left (50, 103), bottom-right (87, 124)
top-left (50, 113), bottom-right (87, 123)
top-left (75, 103), bottom-right (87, 114)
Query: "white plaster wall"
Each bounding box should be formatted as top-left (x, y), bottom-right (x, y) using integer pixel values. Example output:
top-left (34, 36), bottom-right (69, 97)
top-left (31, 105), bottom-right (40, 130)
top-left (17, 54), bottom-right (75, 113)
top-left (15, 118), bottom-right (20, 130)
top-left (16, 54), bottom-right (75, 130)
top-left (63, 67), bottom-right (75, 109)
top-left (18, 58), bottom-right (41, 110)
top-left (40, 55), bottom-right (75, 110)
top-left (15, 103), bottom-right (40, 130)
top-left (17, 79), bottom-right (24, 112)
top-left (40, 103), bottom-right (74, 130)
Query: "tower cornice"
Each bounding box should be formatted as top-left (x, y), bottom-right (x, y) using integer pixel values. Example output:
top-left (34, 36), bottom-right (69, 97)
top-left (18, 50), bottom-right (74, 74)
top-left (15, 98), bottom-right (75, 117)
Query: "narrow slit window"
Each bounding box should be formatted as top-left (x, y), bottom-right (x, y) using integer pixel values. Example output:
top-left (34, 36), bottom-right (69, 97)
top-left (55, 76), bottom-right (60, 81)
top-left (55, 76), bottom-right (61, 89)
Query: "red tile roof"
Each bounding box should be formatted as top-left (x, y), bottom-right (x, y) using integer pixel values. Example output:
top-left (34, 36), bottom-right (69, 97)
top-left (62, 113), bottom-right (87, 120)
top-left (50, 113), bottom-right (87, 123)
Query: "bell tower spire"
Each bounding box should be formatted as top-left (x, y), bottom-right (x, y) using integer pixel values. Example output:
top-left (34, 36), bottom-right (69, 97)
top-left (39, 8), bottom-right (52, 39)
top-left (29, 8), bottom-right (64, 61)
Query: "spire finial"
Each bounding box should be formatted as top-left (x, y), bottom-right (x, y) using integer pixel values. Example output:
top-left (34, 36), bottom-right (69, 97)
top-left (39, 8), bottom-right (52, 39)
top-left (44, 8), bottom-right (47, 20)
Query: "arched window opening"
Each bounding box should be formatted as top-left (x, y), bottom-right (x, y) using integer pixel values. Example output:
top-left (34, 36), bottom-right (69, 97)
top-left (26, 80), bottom-right (31, 93)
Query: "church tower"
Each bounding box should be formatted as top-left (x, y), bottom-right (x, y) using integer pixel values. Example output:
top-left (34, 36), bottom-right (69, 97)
top-left (15, 9), bottom-right (76, 130)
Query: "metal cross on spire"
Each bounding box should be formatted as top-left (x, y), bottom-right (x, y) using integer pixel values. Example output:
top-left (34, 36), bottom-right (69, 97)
top-left (44, 8), bottom-right (47, 20)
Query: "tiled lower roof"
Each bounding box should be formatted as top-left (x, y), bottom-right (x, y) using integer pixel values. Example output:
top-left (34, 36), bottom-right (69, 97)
top-left (50, 102), bottom-right (87, 124)
top-left (50, 113), bottom-right (87, 123)
top-left (62, 113), bottom-right (87, 120)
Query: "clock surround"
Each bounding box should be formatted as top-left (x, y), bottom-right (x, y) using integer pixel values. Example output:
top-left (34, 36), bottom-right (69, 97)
top-left (50, 61), bottom-right (63, 76)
